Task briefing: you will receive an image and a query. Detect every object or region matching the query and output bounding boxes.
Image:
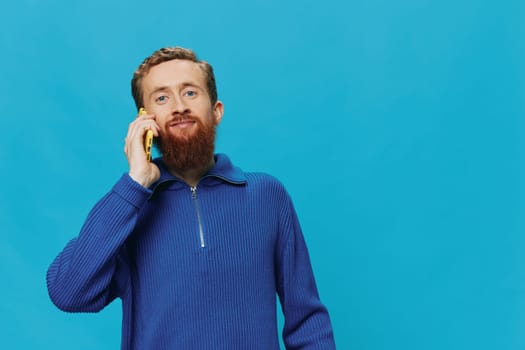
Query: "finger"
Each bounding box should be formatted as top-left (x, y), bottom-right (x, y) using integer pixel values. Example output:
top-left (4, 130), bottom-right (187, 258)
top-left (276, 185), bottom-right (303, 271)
top-left (124, 135), bottom-right (129, 149)
top-left (128, 115), bottom-right (155, 140)
top-left (135, 113), bottom-right (156, 121)
top-left (134, 119), bottom-right (160, 138)
top-left (135, 121), bottom-right (159, 139)
top-left (128, 120), bottom-right (147, 141)
top-left (125, 120), bottom-right (158, 155)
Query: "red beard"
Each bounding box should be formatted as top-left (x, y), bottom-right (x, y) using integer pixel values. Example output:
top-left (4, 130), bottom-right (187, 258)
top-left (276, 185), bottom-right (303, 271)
top-left (155, 116), bottom-right (216, 172)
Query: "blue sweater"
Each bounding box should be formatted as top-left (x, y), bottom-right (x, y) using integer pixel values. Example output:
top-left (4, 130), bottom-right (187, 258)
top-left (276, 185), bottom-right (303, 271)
top-left (47, 154), bottom-right (335, 349)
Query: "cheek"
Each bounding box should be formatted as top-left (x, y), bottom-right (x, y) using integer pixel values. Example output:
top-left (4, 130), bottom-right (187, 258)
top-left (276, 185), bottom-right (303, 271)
top-left (153, 116), bottom-right (170, 135)
top-left (149, 107), bottom-right (170, 122)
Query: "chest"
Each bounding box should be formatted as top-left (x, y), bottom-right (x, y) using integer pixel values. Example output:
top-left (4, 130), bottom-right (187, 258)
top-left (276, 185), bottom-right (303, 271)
top-left (127, 184), bottom-right (280, 280)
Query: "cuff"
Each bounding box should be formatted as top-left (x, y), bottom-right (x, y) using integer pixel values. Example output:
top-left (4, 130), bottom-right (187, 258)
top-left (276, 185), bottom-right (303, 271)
top-left (111, 173), bottom-right (153, 208)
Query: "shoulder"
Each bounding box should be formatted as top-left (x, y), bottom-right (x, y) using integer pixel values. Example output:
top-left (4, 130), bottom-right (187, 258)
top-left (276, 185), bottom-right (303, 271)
top-left (245, 171), bottom-right (284, 187)
top-left (243, 172), bottom-right (291, 201)
top-left (220, 154), bottom-right (291, 201)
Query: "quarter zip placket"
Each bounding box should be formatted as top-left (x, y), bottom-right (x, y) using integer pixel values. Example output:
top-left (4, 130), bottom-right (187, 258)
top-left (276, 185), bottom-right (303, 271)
top-left (190, 186), bottom-right (206, 248)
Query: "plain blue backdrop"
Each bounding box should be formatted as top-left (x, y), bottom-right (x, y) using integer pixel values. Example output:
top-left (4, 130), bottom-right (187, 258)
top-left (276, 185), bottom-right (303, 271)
top-left (1, 0), bottom-right (524, 349)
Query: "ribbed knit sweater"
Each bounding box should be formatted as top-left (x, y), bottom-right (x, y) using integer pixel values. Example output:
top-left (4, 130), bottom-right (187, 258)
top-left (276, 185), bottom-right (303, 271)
top-left (47, 154), bottom-right (335, 349)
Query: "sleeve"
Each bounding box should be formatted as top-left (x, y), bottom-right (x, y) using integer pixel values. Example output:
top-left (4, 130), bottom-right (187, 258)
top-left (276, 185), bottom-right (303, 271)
top-left (46, 174), bottom-right (152, 312)
top-left (275, 192), bottom-right (337, 349)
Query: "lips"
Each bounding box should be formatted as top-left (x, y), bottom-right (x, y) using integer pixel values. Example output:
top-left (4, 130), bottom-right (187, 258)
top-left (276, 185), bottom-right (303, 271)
top-left (169, 119), bottom-right (197, 129)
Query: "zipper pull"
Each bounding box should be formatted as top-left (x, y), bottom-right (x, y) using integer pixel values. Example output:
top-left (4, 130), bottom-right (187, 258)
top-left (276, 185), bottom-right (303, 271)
top-left (190, 186), bottom-right (197, 199)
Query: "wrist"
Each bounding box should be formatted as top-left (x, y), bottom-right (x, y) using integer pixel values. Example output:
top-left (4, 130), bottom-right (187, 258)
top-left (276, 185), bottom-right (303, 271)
top-left (128, 171), bottom-right (153, 188)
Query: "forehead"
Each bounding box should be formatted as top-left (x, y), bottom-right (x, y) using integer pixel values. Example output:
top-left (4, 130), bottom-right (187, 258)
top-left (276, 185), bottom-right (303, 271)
top-left (142, 59), bottom-right (206, 91)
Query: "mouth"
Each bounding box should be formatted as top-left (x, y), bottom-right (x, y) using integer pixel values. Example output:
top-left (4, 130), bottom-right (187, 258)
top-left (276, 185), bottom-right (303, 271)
top-left (169, 119), bottom-right (197, 129)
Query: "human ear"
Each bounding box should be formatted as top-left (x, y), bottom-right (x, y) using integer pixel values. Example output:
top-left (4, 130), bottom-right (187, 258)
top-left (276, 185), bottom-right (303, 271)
top-left (213, 101), bottom-right (224, 125)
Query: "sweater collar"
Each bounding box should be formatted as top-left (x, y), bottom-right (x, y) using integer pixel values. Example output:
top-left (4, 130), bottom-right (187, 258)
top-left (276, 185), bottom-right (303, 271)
top-left (150, 153), bottom-right (247, 192)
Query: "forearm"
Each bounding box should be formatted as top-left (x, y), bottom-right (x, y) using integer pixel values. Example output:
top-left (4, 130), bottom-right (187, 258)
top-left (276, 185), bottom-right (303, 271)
top-left (279, 244), bottom-right (336, 350)
top-left (277, 194), bottom-right (336, 349)
top-left (46, 174), bottom-right (151, 312)
top-left (282, 300), bottom-right (336, 349)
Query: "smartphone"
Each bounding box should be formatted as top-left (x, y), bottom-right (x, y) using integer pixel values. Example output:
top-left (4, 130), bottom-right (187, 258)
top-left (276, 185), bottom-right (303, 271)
top-left (138, 108), bottom-right (154, 162)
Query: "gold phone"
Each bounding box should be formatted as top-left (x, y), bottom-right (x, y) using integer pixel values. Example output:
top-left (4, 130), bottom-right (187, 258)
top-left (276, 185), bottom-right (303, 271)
top-left (138, 108), bottom-right (154, 162)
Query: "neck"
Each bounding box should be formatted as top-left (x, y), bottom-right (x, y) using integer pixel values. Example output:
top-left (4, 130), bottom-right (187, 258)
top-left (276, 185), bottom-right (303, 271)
top-left (168, 157), bottom-right (215, 187)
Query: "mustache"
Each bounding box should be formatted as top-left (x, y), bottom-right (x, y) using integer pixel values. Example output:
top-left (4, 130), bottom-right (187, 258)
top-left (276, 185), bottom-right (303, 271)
top-left (165, 115), bottom-right (201, 127)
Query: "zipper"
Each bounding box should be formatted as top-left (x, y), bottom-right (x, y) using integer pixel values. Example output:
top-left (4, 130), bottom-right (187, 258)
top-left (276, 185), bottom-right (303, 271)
top-left (190, 186), bottom-right (206, 248)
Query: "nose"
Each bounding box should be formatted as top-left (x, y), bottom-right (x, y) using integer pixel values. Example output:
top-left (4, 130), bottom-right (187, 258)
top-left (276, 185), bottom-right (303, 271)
top-left (171, 95), bottom-right (190, 116)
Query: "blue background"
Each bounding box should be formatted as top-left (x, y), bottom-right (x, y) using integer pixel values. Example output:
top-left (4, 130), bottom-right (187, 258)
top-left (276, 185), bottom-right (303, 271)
top-left (1, 0), bottom-right (524, 349)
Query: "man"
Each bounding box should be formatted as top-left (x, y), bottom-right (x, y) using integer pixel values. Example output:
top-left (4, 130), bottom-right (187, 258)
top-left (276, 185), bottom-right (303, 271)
top-left (47, 47), bottom-right (336, 349)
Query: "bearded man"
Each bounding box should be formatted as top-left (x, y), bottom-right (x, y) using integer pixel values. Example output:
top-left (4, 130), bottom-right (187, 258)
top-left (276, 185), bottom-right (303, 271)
top-left (47, 47), bottom-right (336, 350)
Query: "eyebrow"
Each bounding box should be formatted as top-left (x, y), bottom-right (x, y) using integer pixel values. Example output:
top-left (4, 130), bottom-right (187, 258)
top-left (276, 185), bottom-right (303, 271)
top-left (148, 82), bottom-right (203, 99)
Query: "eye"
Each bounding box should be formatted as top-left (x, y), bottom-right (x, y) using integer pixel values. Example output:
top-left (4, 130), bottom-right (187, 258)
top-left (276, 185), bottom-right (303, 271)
top-left (183, 90), bottom-right (197, 97)
top-left (155, 95), bottom-right (169, 104)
